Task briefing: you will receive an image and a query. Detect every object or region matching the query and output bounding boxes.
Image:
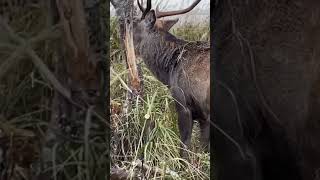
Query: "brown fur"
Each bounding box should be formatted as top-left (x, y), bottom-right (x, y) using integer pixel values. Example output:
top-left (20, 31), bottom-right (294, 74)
top-left (213, 0), bottom-right (320, 179)
top-left (133, 10), bottom-right (210, 157)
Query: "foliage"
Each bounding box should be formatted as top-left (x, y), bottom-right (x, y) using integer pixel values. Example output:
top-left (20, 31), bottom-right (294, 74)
top-left (0, 2), bottom-right (108, 180)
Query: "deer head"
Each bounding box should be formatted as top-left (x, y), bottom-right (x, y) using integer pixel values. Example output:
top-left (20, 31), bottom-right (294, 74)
top-left (133, 0), bottom-right (201, 55)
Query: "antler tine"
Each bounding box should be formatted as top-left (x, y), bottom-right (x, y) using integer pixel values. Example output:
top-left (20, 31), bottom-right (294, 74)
top-left (155, 0), bottom-right (201, 18)
top-left (137, 0), bottom-right (145, 12)
top-left (141, 0), bottom-right (152, 19)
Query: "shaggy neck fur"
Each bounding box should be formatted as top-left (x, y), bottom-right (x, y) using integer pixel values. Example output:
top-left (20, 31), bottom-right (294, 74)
top-left (137, 29), bottom-right (187, 85)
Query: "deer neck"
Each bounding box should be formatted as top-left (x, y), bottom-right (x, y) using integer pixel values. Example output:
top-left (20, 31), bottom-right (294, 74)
top-left (137, 32), bottom-right (187, 86)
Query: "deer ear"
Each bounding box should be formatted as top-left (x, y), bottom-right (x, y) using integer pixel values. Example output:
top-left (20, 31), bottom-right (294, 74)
top-left (144, 10), bottom-right (156, 28)
top-left (161, 18), bottom-right (179, 31)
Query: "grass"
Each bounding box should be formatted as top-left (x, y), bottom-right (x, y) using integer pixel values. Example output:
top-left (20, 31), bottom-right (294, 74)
top-left (0, 3), bottom-right (108, 180)
top-left (110, 17), bottom-right (210, 179)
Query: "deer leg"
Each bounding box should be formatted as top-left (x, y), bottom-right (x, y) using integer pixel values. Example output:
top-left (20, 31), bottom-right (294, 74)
top-left (199, 116), bottom-right (210, 153)
top-left (175, 103), bottom-right (193, 159)
top-left (299, 130), bottom-right (320, 180)
top-left (212, 81), bottom-right (262, 180)
top-left (171, 87), bottom-right (193, 158)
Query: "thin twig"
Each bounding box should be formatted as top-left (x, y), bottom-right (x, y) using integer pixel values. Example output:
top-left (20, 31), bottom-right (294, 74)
top-left (0, 16), bottom-right (108, 132)
top-left (26, 49), bottom-right (71, 99)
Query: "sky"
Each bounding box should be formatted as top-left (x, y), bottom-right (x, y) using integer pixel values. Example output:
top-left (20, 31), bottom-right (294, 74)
top-left (152, 0), bottom-right (210, 12)
top-left (110, 0), bottom-right (210, 24)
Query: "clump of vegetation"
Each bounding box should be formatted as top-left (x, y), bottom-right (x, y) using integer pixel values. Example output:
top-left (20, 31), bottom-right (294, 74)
top-left (110, 17), bottom-right (210, 179)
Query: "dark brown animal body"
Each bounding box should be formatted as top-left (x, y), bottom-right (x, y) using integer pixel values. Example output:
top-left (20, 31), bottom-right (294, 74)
top-left (133, 1), bottom-right (210, 157)
top-left (213, 0), bottom-right (320, 180)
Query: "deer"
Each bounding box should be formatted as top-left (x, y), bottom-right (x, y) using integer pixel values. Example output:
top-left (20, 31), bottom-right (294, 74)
top-left (132, 0), bottom-right (210, 158)
top-left (212, 1), bottom-right (320, 179)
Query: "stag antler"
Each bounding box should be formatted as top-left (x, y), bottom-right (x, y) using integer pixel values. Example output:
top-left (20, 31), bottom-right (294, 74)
top-left (155, 0), bottom-right (201, 18)
top-left (137, 0), bottom-right (152, 19)
top-left (137, 0), bottom-right (145, 12)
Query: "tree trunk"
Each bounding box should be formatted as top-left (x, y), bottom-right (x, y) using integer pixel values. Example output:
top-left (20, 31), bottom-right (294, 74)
top-left (37, 0), bottom-right (108, 179)
top-left (111, 0), bottom-right (144, 101)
